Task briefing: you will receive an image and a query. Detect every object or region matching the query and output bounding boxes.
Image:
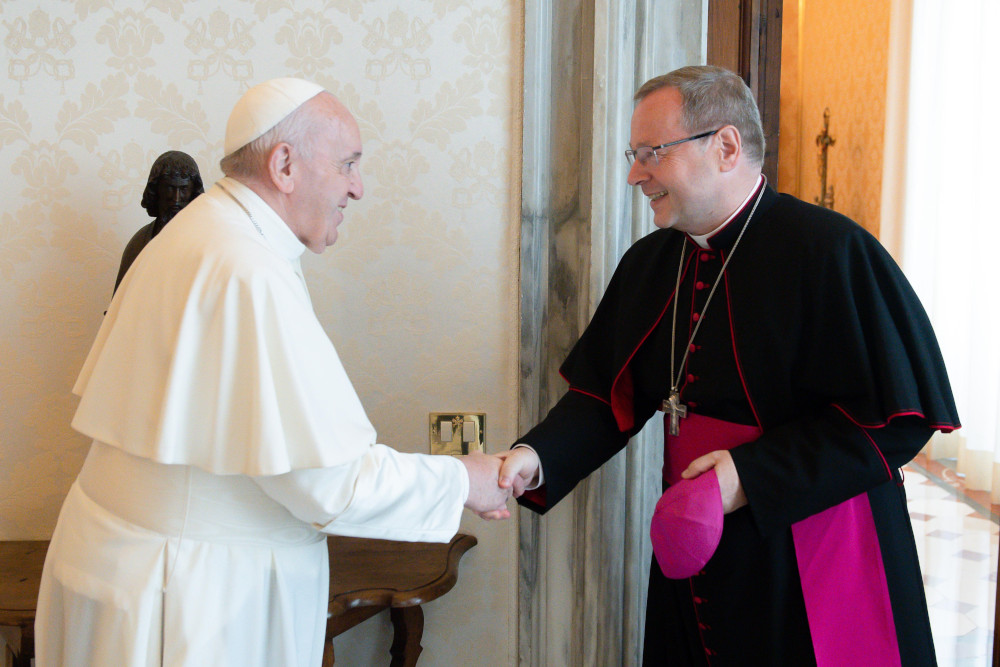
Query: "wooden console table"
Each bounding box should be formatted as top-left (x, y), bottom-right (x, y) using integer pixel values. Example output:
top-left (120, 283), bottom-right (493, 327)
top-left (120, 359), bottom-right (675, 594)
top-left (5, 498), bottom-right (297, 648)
top-left (324, 533), bottom-right (477, 666)
top-left (0, 541), bottom-right (44, 667)
top-left (1, 534), bottom-right (476, 667)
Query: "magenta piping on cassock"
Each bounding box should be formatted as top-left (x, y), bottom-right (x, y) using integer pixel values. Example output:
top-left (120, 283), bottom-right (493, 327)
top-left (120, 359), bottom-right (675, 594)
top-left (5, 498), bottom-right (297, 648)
top-left (831, 403), bottom-right (960, 433)
top-left (723, 269), bottom-right (764, 431)
top-left (566, 385), bottom-right (611, 407)
top-left (604, 250), bottom-right (697, 433)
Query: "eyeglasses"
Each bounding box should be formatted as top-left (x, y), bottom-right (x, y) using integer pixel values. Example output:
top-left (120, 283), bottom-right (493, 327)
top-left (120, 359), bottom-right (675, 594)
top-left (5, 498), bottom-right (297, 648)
top-left (625, 129), bottom-right (720, 166)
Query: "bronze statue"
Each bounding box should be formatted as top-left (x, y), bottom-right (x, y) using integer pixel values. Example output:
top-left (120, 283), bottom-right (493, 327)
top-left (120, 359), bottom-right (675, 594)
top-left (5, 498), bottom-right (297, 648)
top-left (113, 151), bottom-right (205, 293)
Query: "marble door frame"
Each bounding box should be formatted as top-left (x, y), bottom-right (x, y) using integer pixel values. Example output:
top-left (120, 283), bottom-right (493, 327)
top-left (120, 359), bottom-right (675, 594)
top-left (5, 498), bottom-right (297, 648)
top-left (518, 2), bottom-right (706, 664)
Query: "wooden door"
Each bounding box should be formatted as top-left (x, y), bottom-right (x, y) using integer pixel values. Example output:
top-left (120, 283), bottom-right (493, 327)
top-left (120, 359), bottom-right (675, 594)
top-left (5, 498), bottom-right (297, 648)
top-left (707, 0), bottom-right (783, 184)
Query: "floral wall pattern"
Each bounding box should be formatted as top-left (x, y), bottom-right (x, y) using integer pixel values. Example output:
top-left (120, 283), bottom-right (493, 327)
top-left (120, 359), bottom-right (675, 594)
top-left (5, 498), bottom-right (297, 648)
top-left (0, 0), bottom-right (520, 663)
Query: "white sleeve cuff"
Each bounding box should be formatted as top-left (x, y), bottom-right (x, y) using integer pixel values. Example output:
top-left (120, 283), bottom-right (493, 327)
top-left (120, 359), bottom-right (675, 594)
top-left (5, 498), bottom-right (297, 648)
top-left (512, 443), bottom-right (544, 489)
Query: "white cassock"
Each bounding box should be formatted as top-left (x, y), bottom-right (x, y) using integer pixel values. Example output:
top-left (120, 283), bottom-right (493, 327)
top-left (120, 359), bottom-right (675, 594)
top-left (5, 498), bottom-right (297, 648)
top-left (35, 177), bottom-right (469, 667)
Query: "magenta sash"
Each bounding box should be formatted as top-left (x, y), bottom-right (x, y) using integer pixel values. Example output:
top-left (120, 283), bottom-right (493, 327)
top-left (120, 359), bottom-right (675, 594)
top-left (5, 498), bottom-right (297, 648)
top-left (663, 411), bottom-right (901, 667)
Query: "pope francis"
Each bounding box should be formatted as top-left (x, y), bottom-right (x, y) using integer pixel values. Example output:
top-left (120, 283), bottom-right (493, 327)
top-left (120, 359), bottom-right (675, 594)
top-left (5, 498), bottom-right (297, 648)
top-left (34, 78), bottom-right (510, 666)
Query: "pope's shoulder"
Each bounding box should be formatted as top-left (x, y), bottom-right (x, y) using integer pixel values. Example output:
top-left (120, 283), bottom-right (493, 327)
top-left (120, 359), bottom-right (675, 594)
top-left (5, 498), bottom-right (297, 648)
top-left (153, 190), bottom-right (291, 278)
top-left (122, 189), bottom-right (305, 310)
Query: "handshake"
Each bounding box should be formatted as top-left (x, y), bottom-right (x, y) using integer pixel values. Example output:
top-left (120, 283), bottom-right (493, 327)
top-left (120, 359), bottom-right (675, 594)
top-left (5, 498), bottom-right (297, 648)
top-left (458, 448), bottom-right (541, 521)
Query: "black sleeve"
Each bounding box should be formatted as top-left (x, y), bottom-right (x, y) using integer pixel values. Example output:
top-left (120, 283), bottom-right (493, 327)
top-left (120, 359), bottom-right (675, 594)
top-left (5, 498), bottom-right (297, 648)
top-left (729, 212), bottom-right (955, 537)
top-left (514, 390), bottom-right (631, 514)
top-left (731, 411), bottom-right (931, 537)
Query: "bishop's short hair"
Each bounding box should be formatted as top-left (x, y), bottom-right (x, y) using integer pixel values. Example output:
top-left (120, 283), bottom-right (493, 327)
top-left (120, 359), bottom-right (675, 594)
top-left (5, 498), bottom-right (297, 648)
top-left (635, 66), bottom-right (765, 169)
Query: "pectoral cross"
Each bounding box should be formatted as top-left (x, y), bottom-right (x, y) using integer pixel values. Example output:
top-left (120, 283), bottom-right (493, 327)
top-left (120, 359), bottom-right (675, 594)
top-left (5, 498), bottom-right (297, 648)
top-left (663, 390), bottom-right (687, 436)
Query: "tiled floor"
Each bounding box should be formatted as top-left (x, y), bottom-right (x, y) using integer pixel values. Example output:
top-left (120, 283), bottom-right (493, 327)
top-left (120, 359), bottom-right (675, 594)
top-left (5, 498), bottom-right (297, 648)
top-left (904, 456), bottom-right (998, 667)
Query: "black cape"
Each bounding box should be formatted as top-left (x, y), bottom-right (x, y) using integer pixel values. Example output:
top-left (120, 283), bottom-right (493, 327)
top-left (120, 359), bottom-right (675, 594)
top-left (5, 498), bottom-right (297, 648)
top-left (517, 185), bottom-right (960, 666)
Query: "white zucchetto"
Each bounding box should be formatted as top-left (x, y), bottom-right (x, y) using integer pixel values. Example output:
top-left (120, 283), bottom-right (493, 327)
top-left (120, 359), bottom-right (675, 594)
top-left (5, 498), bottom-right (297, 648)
top-left (223, 78), bottom-right (325, 156)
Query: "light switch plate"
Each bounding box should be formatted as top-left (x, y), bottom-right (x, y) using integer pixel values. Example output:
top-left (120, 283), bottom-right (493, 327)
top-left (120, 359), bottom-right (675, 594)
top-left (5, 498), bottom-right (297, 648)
top-left (429, 412), bottom-right (485, 455)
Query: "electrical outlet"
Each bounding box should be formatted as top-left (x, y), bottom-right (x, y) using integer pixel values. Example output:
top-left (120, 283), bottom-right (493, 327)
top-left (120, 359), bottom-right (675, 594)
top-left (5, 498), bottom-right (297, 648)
top-left (429, 412), bottom-right (485, 455)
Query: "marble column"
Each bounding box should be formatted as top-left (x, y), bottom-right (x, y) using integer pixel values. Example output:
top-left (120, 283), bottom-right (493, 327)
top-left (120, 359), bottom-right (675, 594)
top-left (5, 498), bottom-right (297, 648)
top-left (519, 1), bottom-right (706, 665)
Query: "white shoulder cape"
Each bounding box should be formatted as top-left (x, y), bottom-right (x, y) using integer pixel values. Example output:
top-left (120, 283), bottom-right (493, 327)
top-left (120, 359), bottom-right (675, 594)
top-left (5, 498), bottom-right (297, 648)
top-left (72, 178), bottom-right (375, 475)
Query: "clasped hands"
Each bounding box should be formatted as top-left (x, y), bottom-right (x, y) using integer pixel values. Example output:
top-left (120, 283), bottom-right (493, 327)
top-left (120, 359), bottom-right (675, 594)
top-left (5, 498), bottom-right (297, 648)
top-left (460, 446), bottom-right (747, 521)
top-left (457, 448), bottom-right (547, 521)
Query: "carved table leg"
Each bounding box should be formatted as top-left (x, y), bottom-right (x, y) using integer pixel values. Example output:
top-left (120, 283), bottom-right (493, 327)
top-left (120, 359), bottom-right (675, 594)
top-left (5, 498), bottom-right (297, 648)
top-left (389, 606), bottom-right (423, 667)
top-left (13, 649), bottom-right (32, 667)
top-left (12, 627), bottom-right (32, 667)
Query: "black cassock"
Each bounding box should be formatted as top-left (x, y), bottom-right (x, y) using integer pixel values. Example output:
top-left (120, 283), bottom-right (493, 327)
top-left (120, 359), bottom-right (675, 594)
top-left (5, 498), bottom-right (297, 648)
top-left (516, 184), bottom-right (960, 666)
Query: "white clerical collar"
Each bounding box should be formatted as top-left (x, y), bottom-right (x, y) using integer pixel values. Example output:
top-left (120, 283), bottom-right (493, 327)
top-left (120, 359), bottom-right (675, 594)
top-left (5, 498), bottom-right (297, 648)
top-left (215, 177), bottom-right (306, 262)
top-left (688, 174), bottom-right (765, 250)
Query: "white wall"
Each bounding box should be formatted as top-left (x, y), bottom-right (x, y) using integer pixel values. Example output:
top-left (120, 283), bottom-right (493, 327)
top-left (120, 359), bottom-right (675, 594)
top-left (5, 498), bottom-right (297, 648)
top-left (0, 1), bottom-right (521, 664)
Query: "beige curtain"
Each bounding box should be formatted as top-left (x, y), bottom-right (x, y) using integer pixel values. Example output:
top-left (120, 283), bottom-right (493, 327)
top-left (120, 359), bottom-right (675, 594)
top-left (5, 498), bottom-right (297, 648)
top-left (899, 0), bottom-right (1000, 504)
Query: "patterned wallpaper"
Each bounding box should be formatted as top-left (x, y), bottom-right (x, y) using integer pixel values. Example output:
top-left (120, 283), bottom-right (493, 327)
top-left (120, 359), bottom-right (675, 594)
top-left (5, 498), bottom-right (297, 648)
top-left (1, 1), bottom-right (520, 662)
top-left (778, 0), bottom-right (890, 236)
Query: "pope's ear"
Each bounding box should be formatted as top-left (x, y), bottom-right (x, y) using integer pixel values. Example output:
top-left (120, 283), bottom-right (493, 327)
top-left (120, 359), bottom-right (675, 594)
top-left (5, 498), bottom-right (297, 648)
top-left (266, 142), bottom-right (295, 194)
top-left (716, 126), bottom-right (742, 172)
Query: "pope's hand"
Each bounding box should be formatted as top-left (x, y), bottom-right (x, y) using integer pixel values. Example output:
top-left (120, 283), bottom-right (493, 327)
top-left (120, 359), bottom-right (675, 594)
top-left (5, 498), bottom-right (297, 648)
top-left (681, 449), bottom-right (747, 514)
top-left (497, 447), bottom-right (540, 498)
top-left (459, 452), bottom-right (512, 520)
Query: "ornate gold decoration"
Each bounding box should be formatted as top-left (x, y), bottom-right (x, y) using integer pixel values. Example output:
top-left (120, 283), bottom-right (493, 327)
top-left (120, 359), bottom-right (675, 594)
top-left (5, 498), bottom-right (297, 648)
top-left (815, 107), bottom-right (835, 209)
